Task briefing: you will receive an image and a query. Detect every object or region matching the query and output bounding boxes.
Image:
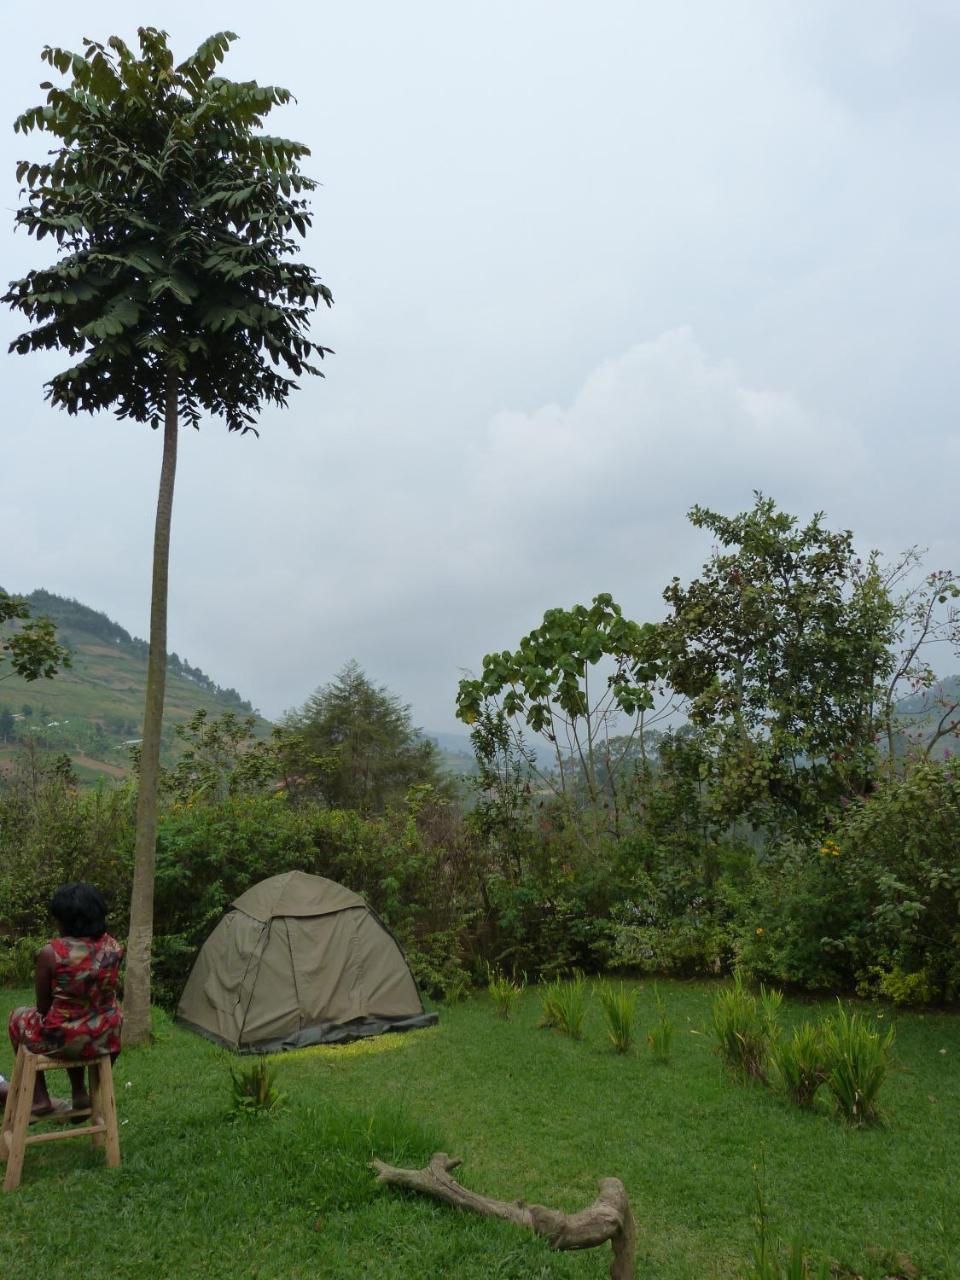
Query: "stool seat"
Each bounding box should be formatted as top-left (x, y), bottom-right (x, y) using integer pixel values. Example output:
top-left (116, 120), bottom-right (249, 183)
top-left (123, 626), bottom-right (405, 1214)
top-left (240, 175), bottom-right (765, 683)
top-left (1, 1046), bottom-right (121, 1191)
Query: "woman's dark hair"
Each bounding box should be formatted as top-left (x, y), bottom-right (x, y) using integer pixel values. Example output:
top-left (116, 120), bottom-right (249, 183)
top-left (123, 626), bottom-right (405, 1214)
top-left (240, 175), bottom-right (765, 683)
top-left (50, 883), bottom-right (107, 939)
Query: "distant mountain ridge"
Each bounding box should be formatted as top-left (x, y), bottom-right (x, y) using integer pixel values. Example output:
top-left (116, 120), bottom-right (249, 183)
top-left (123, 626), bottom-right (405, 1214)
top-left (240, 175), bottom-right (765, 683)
top-left (0, 588), bottom-right (267, 785)
top-left (25, 589), bottom-right (254, 712)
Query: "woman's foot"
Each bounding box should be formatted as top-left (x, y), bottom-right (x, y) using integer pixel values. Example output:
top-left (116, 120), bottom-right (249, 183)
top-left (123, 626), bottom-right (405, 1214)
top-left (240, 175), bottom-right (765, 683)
top-left (71, 1090), bottom-right (91, 1114)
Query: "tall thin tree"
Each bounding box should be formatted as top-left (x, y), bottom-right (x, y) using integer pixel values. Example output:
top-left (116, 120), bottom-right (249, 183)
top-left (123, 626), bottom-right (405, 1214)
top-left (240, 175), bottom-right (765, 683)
top-left (4, 29), bottom-right (332, 1043)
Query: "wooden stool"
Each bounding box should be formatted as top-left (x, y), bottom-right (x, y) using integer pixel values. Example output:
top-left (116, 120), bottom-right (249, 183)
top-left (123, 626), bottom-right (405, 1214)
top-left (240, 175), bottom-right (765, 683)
top-left (1, 1046), bottom-right (121, 1191)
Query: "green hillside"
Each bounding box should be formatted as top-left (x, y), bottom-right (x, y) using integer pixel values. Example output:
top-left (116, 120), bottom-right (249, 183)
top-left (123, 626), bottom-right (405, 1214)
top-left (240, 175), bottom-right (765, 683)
top-left (0, 590), bottom-right (270, 785)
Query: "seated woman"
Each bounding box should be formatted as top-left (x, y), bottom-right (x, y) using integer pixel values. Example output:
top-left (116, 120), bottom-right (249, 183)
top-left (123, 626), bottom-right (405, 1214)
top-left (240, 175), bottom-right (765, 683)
top-left (0, 883), bottom-right (123, 1117)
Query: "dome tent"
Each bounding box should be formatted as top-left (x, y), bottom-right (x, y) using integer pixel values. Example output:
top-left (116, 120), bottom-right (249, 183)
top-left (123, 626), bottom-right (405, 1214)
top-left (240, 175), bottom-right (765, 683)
top-left (175, 871), bottom-right (437, 1053)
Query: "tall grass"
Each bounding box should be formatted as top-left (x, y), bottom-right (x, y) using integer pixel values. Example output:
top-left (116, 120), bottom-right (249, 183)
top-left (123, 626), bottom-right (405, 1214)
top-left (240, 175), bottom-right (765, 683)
top-left (597, 980), bottom-right (637, 1054)
top-left (537, 972), bottom-right (587, 1040)
top-left (820, 1003), bottom-right (895, 1126)
top-left (769, 1022), bottom-right (827, 1109)
top-left (486, 965), bottom-right (525, 1020)
top-left (712, 971), bottom-right (782, 1080)
top-left (647, 983), bottom-right (674, 1063)
top-left (751, 1151), bottom-right (832, 1279)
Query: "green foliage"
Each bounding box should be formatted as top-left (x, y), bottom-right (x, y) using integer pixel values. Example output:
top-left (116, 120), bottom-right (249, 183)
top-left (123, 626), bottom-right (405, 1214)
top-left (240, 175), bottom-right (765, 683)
top-left (5, 28), bottom-right (331, 430)
top-left (283, 662), bottom-right (450, 813)
top-left (0, 589), bottom-right (71, 683)
top-left (0, 751), bottom-right (134, 944)
top-left (537, 972), bottom-right (587, 1040)
top-left (229, 1059), bottom-right (285, 1117)
top-left (0, 936), bottom-right (46, 987)
top-left (741, 762), bottom-right (960, 1001)
top-left (819, 1004), bottom-right (895, 1126)
top-left (768, 1022), bottom-right (827, 1109)
top-left (161, 709), bottom-right (281, 804)
top-left (712, 972), bottom-right (782, 1081)
top-left (862, 965), bottom-right (936, 1006)
top-left (485, 965), bottom-right (525, 1020)
top-left (647, 983), bottom-right (674, 1063)
top-left (660, 494), bottom-right (897, 832)
top-left (456, 594), bottom-right (663, 836)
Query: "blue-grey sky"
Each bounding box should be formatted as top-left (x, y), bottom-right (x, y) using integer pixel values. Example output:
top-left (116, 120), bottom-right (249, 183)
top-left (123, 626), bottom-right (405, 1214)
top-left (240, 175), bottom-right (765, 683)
top-left (2, 2), bottom-right (958, 731)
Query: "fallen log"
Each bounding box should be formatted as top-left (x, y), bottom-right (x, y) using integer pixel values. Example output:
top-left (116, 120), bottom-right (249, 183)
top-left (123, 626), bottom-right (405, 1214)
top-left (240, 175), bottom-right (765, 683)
top-left (371, 1151), bottom-right (636, 1279)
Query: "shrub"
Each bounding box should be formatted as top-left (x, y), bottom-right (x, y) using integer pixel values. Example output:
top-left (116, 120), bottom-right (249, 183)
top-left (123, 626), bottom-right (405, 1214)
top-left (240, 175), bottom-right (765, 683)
top-left (537, 972), bottom-right (587, 1040)
top-left (820, 1003), bottom-right (895, 1126)
top-left (768, 1022), bottom-right (827, 1109)
top-left (740, 762), bottom-right (960, 1000)
top-left (597, 980), bottom-right (636, 1054)
top-left (646, 983), bottom-right (674, 1063)
top-left (486, 965), bottom-right (525, 1020)
top-left (229, 1059), bottom-right (285, 1118)
top-left (0, 935), bottom-right (46, 988)
top-left (712, 971), bottom-right (782, 1080)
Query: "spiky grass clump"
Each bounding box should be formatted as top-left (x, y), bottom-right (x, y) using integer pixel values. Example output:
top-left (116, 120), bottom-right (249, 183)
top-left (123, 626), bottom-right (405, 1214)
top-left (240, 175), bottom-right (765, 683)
top-left (820, 1003), bottom-right (895, 1126)
top-left (537, 972), bottom-right (587, 1040)
top-left (597, 980), bottom-right (637, 1054)
top-left (712, 971), bottom-right (782, 1080)
top-left (486, 965), bottom-right (525, 1020)
top-left (647, 983), bottom-right (674, 1063)
top-left (229, 1059), bottom-right (286, 1118)
top-left (769, 1021), bottom-right (828, 1109)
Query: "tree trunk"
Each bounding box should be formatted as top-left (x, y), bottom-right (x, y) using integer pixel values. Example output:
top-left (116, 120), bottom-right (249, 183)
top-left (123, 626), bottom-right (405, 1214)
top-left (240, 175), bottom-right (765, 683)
top-left (372, 1152), bottom-right (637, 1279)
top-left (123, 373), bottom-right (179, 1047)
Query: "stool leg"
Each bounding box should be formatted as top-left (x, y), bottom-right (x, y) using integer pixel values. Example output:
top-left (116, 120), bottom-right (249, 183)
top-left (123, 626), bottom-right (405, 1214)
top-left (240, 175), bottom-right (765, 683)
top-left (1, 1047), bottom-right (27, 1165)
top-left (3, 1053), bottom-right (37, 1192)
top-left (93, 1058), bottom-right (120, 1169)
top-left (88, 1061), bottom-right (104, 1150)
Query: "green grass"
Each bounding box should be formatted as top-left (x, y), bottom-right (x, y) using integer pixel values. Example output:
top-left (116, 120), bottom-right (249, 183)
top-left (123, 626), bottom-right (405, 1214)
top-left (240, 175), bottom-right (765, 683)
top-left (1, 982), bottom-right (958, 1278)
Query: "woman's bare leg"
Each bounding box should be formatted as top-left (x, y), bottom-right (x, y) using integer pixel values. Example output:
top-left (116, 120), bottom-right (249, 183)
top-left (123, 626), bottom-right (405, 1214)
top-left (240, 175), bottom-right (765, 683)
top-left (66, 1065), bottom-right (90, 1111)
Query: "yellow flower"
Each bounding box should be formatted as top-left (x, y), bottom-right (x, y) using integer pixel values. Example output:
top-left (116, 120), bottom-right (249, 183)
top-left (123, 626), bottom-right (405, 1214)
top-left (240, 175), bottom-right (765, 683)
top-left (756, 927), bottom-right (764, 935)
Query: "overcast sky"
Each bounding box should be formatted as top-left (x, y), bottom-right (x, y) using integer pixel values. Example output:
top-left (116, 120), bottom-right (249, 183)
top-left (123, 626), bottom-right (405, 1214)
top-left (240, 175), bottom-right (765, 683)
top-left (2, 2), bottom-right (958, 732)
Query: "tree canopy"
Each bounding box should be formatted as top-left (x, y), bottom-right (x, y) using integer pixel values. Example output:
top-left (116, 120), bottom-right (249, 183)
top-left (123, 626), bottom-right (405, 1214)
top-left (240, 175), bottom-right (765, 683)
top-left (284, 662), bottom-right (448, 813)
top-left (4, 28), bottom-right (332, 431)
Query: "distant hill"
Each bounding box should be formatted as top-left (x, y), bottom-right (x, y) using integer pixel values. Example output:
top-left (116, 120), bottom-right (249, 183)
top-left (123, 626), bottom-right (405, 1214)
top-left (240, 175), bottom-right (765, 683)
top-left (427, 730), bottom-right (479, 777)
top-left (891, 676), bottom-right (960, 759)
top-left (0, 590), bottom-right (269, 785)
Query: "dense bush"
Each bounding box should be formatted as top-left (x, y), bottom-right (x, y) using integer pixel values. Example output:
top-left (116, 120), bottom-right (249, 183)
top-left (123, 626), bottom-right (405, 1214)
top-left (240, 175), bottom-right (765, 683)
top-left (0, 771), bottom-right (475, 1006)
top-left (739, 762), bottom-right (960, 1001)
top-left (2, 743), bottom-right (958, 1009)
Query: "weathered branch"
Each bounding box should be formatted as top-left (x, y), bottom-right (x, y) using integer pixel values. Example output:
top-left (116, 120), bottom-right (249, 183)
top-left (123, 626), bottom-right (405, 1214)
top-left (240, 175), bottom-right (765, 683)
top-left (371, 1151), bottom-right (636, 1279)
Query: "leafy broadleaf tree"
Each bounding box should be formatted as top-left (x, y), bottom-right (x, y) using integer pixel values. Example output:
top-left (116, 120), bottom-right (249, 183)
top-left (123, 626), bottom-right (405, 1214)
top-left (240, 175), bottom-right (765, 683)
top-left (0, 589), bottom-right (71, 683)
top-left (456, 594), bottom-right (666, 839)
top-left (4, 29), bottom-right (332, 1043)
top-left (660, 495), bottom-right (896, 830)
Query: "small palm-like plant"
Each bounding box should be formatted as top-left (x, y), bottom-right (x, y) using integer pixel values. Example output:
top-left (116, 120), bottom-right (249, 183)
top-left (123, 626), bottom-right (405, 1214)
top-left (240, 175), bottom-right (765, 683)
top-left (820, 1003), bottom-right (895, 1126)
top-left (712, 971), bottom-right (782, 1080)
top-left (230, 1060), bottom-right (286, 1118)
top-left (486, 965), bottom-right (525, 1020)
top-left (597, 981), bottom-right (637, 1054)
top-left (647, 984), bottom-right (674, 1064)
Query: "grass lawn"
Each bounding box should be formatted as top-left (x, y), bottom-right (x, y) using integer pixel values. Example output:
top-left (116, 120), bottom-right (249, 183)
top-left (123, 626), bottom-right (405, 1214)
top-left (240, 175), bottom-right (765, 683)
top-left (1, 981), bottom-right (958, 1279)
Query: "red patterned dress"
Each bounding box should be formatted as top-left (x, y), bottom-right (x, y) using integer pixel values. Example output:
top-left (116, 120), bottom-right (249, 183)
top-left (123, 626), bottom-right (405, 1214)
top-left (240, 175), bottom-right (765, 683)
top-left (8, 934), bottom-right (124, 1059)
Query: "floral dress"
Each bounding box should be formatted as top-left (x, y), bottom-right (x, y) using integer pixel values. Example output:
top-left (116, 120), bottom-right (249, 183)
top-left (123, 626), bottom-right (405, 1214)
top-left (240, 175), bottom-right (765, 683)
top-left (8, 934), bottom-right (124, 1059)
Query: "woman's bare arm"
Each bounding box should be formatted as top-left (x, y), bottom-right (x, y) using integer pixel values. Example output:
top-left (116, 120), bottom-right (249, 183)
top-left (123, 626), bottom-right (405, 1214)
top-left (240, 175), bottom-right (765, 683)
top-left (34, 945), bottom-right (56, 1015)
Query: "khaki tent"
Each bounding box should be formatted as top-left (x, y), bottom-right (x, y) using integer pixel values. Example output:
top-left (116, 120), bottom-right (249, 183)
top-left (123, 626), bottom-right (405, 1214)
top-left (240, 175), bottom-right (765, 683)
top-left (176, 871), bottom-right (437, 1052)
